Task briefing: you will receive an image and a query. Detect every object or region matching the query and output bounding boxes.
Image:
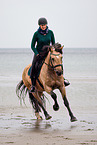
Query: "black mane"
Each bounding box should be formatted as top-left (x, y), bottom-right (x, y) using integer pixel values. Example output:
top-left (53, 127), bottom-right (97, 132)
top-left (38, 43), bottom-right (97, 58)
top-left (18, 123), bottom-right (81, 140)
top-left (52, 43), bottom-right (63, 54)
top-left (41, 43), bottom-right (63, 57)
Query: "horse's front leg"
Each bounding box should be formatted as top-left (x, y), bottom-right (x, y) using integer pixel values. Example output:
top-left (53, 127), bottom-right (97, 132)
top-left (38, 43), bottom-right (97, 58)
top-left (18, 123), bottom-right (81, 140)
top-left (59, 86), bottom-right (77, 122)
top-left (50, 91), bottom-right (59, 111)
top-left (45, 85), bottom-right (59, 111)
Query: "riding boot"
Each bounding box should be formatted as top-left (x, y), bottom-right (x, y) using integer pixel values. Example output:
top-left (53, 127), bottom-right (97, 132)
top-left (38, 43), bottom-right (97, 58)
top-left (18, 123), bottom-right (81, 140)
top-left (30, 77), bottom-right (36, 93)
top-left (64, 78), bottom-right (70, 87)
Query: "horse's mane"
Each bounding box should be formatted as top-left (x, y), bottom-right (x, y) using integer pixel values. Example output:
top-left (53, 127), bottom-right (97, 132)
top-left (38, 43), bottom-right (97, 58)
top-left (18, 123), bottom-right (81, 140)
top-left (39, 43), bottom-right (63, 58)
top-left (52, 43), bottom-right (63, 54)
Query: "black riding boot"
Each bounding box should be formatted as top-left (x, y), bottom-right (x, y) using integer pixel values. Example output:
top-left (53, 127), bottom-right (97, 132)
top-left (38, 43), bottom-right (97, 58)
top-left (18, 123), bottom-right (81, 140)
top-left (30, 54), bottom-right (43, 93)
top-left (30, 55), bottom-right (38, 93)
top-left (64, 78), bottom-right (70, 87)
top-left (30, 77), bottom-right (36, 93)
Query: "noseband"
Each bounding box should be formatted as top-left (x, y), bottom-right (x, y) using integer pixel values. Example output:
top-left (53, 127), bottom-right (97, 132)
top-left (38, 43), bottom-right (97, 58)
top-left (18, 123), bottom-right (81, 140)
top-left (44, 52), bottom-right (63, 72)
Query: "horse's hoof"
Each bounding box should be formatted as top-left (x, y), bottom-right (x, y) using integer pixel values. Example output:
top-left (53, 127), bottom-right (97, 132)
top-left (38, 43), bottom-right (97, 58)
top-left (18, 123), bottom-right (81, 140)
top-left (70, 116), bottom-right (77, 122)
top-left (37, 116), bottom-right (43, 120)
top-left (46, 114), bottom-right (52, 120)
top-left (53, 104), bottom-right (59, 111)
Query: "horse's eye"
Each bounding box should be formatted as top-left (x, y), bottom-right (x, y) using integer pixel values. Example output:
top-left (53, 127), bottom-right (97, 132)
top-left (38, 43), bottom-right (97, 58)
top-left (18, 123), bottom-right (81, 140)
top-left (52, 58), bottom-right (54, 61)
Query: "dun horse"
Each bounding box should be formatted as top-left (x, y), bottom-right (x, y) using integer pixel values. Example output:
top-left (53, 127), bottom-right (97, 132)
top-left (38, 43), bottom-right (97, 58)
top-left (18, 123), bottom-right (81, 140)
top-left (16, 44), bottom-right (77, 122)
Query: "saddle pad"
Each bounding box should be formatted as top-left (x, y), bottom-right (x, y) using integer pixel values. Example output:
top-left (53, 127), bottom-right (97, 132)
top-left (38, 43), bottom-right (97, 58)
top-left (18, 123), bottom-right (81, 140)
top-left (28, 66), bottom-right (32, 76)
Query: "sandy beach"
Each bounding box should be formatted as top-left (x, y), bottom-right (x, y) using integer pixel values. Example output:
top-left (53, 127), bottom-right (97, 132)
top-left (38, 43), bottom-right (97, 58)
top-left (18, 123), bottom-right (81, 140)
top-left (0, 105), bottom-right (97, 145)
top-left (0, 78), bottom-right (97, 145)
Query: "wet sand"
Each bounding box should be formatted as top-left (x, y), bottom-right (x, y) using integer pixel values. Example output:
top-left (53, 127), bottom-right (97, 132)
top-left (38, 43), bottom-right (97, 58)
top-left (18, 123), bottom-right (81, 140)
top-left (0, 78), bottom-right (97, 145)
top-left (0, 105), bottom-right (97, 145)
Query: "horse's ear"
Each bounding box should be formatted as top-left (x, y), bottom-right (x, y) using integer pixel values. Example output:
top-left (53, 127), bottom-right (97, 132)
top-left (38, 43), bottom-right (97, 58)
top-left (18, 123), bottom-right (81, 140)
top-left (60, 45), bottom-right (64, 50)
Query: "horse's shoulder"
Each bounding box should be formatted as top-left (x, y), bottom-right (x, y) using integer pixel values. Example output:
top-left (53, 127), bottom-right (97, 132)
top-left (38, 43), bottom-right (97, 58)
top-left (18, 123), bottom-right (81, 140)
top-left (23, 64), bottom-right (32, 73)
top-left (25, 64), bottom-right (31, 69)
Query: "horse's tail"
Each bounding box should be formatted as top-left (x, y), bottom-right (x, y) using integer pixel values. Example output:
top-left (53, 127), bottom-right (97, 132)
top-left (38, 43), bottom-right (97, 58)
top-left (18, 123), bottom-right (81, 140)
top-left (16, 80), bottom-right (47, 109)
top-left (16, 80), bottom-right (28, 105)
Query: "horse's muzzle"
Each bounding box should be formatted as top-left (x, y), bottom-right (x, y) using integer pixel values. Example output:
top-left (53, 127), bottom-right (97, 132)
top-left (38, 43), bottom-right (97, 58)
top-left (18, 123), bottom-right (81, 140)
top-left (56, 70), bottom-right (63, 76)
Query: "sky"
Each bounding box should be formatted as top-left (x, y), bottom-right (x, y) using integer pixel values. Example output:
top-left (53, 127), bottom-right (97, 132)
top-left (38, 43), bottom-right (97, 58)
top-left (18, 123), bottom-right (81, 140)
top-left (0, 0), bottom-right (97, 48)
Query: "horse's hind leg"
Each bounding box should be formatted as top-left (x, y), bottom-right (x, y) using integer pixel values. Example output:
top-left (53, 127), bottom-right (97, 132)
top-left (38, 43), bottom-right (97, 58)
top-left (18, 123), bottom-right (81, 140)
top-left (29, 92), bottom-right (52, 120)
top-left (38, 102), bottom-right (52, 120)
top-left (59, 86), bottom-right (77, 122)
top-left (36, 92), bottom-right (52, 120)
top-left (50, 91), bottom-right (59, 111)
top-left (29, 93), bottom-right (42, 120)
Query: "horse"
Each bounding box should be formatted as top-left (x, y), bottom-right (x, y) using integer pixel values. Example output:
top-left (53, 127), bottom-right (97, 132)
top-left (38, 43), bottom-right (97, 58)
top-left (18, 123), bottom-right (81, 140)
top-left (16, 43), bottom-right (77, 122)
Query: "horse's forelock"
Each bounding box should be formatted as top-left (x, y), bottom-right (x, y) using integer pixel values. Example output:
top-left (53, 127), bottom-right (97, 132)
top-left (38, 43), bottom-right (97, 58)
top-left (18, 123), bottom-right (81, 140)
top-left (53, 43), bottom-right (61, 49)
top-left (42, 43), bottom-right (63, 54)
top-left (52, 43), bottom-right (63, 54)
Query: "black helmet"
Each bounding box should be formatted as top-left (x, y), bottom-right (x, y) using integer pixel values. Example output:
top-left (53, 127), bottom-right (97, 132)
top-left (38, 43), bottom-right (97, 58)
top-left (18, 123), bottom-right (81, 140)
top-left (38, 17), bottom-right (48, 25)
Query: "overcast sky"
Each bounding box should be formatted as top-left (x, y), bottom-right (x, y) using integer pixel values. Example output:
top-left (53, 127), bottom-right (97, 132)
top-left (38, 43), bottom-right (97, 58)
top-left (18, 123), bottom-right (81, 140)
top-left (0, 0), bottom-right (97, 48)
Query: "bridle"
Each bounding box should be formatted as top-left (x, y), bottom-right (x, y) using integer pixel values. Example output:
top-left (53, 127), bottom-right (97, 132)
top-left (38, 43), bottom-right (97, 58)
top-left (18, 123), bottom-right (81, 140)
top-left (44, 52), bottom-right (63, 72)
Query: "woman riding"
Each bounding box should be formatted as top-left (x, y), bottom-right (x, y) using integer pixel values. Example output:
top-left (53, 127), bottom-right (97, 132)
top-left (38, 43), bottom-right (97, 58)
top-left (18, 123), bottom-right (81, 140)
top-left (30, 17), bottom-right (70, 92)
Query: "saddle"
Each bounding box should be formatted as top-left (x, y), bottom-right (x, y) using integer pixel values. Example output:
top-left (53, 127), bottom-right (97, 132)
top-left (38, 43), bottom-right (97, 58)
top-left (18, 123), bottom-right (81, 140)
top-left (28, 66), bottom-right (44, 89)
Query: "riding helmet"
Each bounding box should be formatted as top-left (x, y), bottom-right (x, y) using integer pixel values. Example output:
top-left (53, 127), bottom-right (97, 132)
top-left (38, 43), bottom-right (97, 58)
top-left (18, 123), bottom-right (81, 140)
top-left (38, 17), bottom-right (48, 25)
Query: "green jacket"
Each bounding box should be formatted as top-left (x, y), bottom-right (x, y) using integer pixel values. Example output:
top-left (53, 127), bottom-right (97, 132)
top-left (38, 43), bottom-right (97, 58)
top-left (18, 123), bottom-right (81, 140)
top-left (31, 30), bottom-right (55, 55)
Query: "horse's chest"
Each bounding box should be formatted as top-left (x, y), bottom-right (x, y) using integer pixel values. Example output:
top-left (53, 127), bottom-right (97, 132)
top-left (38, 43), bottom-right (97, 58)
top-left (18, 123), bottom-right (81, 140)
top-left (50, 80), bottom-right (61, 89)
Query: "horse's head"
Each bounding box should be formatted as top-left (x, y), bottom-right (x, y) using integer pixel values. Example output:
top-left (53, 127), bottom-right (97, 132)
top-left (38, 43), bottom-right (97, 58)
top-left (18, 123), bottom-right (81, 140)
top-left (49, 46), bottom-right (63, 76)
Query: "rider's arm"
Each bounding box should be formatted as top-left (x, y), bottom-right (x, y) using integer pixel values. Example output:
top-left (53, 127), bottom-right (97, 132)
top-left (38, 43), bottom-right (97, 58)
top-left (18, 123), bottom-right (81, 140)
top-left (51, 30), bottom-right (55, 45)
top-left (31, 32), bottom-right (39, 55)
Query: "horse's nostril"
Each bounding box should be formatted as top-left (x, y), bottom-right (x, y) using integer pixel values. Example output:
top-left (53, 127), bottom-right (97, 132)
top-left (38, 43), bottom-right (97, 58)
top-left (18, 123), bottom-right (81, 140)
top-left (56, 71), bottom-right (62, 76)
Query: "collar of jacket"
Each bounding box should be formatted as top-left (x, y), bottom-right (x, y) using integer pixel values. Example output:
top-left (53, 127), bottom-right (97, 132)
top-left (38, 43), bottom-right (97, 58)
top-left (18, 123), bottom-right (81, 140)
top-left (38, 26), bottom-right (49, 35)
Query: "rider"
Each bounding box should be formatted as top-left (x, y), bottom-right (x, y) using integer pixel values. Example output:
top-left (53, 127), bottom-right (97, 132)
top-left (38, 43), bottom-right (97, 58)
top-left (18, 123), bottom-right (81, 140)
top-left (30, 17), bottom-right (70, 92)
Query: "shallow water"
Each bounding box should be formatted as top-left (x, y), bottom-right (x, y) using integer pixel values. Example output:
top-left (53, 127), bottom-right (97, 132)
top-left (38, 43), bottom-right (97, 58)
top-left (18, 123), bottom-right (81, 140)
top-left (0, 48), bottom-right (97, 135)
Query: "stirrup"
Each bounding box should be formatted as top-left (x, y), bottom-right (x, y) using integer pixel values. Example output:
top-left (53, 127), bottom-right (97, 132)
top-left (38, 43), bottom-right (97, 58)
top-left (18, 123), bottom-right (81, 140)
top-left (64, 79), bottom-right (70, 87)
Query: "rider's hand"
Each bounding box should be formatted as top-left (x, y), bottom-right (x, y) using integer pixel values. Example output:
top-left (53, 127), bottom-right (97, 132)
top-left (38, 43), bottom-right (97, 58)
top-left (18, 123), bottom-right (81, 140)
top-left (37, 54), bottom-right (39, 56)
top-left (36, 54), bottom-right (41, 60)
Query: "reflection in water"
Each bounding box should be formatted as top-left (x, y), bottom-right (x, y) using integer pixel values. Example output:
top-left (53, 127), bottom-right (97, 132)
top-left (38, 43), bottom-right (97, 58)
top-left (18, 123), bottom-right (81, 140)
top-left (31, 119), bottom-right (52, 131)
top-left (70, 125), bottom-right (78, 129)
top-left (22, 117), bottom-right (78, 132)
